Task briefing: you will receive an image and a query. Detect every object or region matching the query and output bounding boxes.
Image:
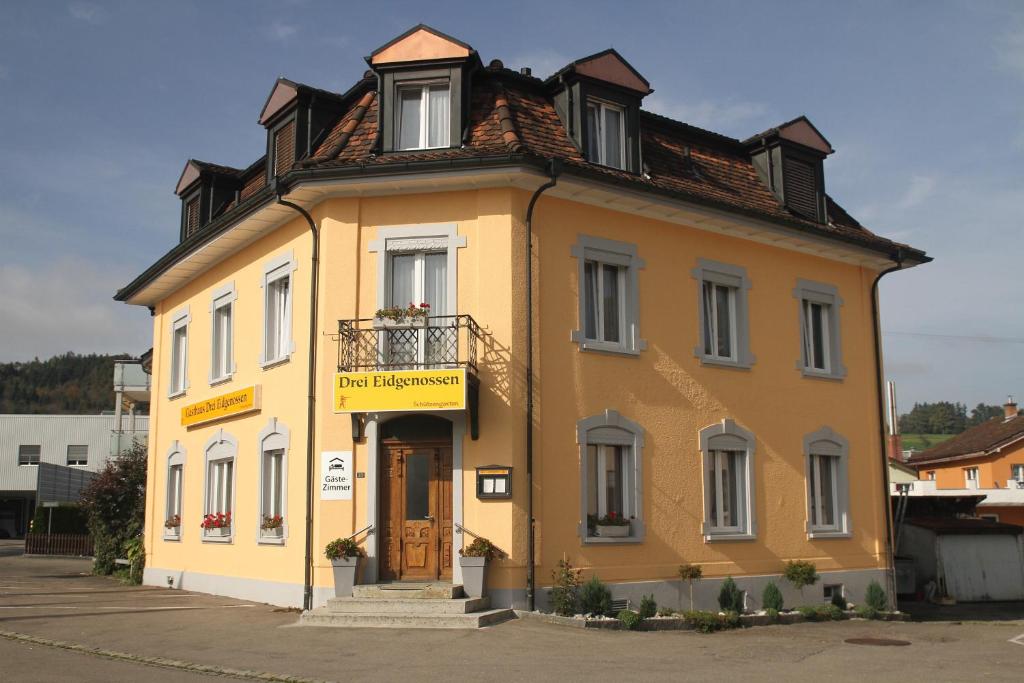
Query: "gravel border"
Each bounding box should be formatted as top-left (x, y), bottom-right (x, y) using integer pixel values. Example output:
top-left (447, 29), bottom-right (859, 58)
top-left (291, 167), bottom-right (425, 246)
top-left (514, 609), bottom-right (907, 631)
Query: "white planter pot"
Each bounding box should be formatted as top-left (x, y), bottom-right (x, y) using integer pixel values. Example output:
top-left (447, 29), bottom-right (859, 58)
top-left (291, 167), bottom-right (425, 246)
top-left (459, 556), bottom-right (489, 598)
top-left (331, 557), bottom-right (361, 597)
top-left (373, 317), bottom-right (428, 329)
top-left (595, 523), bottom-right (630, 538)
top-left (260, 527), bottom-right (284, 539)
top-left (204, 526), bottom-right (231, 538)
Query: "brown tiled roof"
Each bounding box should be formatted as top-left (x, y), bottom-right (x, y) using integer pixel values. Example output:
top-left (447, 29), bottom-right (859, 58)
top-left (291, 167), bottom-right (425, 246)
top-left (908, 414), bottom-right (1024, 465)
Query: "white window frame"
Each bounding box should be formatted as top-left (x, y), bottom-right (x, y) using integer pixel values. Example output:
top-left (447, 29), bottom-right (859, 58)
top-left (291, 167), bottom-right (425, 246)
top-left (165, 442), bottom-right (186, 541)
top-left (369, 223), bottom-right (466, 317)
top-left (1012, 464), bottom-right (1024, 485)
top-left (66, 445), bottom-right (88, 467)
top-left (395, 81), bottom-right (450, 151)
top-left (168, 306), bottom-right (191, 398)
top-left (803, 426), bottom-right (851, 538)
top-left (202, 430), bottom-right (237, 543)
top-left (570, 234), bottom-right (646, 356)
top-left (927, 470), bottom-right (936, 481)
top-left (699, 419), bottom-right (757, 541)
top-left (17, 445), bottom-right (40, 467)
top-left (964, 466), bottom-right (979, 488)
top-left (586, 99), bottom-right (627, 169)
top-left (261, 252), bottom-right (297, 369)
top-left (793, 279), bottom-right (846, 380)
top-left (209, 282), bottom-right (237, 385)
top-left (577, 410), bottom-right (645, 544)
top-left (257, 418), bottom-right (290, 545)
top-left (692, 259), bottom-right (755, 369)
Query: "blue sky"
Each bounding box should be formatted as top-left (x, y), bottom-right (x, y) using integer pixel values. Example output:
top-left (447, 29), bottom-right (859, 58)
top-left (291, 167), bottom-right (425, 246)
top-left (0, 1), bottom-right (1022, 410)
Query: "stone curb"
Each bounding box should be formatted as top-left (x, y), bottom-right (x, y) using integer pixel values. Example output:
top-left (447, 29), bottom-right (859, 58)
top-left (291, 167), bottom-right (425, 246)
top-left (0, 630), bottom-right (333, 683)
top-left (514, 609), bottom-right (908, 632)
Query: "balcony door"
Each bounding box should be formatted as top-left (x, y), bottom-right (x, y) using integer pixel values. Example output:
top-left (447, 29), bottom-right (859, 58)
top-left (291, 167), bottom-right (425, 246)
top-left (387, 250), bottom-right (450, 367)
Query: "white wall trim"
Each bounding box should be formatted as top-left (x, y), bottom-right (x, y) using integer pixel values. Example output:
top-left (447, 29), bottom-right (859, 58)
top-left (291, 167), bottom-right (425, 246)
top-left (256, 417), bottom-right (290, 545)
top-left (576, 409), bottom-right (646, 542)
top-left (208, 281), bottom-right (237, 384)
top-left (803, 425), bottom-right (852, 538)
top-left (202, 429), bottom-right (238, 543)
top-left (168, 306), bottom-right (191, 398)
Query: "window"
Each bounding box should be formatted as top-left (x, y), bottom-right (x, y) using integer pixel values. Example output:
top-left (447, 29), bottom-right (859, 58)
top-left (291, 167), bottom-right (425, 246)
top-left (823, 584), bottom-right (844, 603)
top-left (262, 253), bottom-right (296, 367)
top-left (1012, 464), bottom-right (1024, 483)
top-left (927, 470), bottom-right (936, 481)
top-left (202, 431), bottom-right (236, 541)
top-left (803, 427), bottom-right (851, 538)
top-left (387, 249), bottom-right (449, 366)
top-left (794, 280), bottom-right (845, 380)
top-left (396, 83), bottom-right (450, 150)
top-left (210, 283), bottom-right (236, 383)
top-left (577, 410), bottom-right (645, 542)
top-left (184, 195), bottom-right (200, 238)
top-left (258, 418), bottom-right (289, 543)
top-left (165, 443), bottom-right (185, 540)
top-left (699, 420), bottom-right (756, 540)
top-left (17, 445), bottom-right (40, 466)
top-left (571, 235), bottom-right (646, 355)
top-left (66, 445), bottom-right (88, 467)
top-left (272, 119), bottom-right (296, 177)
top-left (586, 100), bottom-right (626, 169)
top-left (168, 307), bottom-right (190, 396)
top-left (692, 260), bottom-right (754, 368)
top-left (964, 467), bottom-right (979, 487)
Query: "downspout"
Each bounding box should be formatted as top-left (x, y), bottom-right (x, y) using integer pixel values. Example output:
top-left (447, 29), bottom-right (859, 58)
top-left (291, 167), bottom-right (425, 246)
top-left (870, 248), bottom-right (904, 611)
top-left (525, 158), bottom-right (561, 611)
top-left (276, 189), bottom-right (320, 612)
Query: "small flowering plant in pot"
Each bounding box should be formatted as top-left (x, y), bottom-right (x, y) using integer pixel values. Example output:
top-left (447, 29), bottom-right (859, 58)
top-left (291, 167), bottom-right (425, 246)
top-left (200, 512), bottom-right (231, 537)
top-left (594, 511), bottom-right (631, 538)
top-left (373, 302), bottom-right (431, 328)
top-left (458, 536), bottom-right (503, 599)
top-left (260, 514), bottom-right (284, 538)
top-left (325, 537), bottom-right (365, 598)
top-left (164, 514), bottom-right (181, 535)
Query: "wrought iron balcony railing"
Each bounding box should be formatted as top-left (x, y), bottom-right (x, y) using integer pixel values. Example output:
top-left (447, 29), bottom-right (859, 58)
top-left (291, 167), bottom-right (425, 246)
top-left (336, 315), bottom-right (482, 373)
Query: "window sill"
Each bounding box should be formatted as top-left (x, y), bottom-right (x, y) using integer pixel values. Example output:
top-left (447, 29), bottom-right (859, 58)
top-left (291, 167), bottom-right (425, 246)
top-left (799, 368), bottom-right (845, 382)
top-left (575, 339), bottom-right (642, 357)
top-left (168, 389), bottom-right (187, 401)
top-left (258, 535), bottom-right (286, 546)
top-left (696, 354), bottom-right (753, 370)
top-left (703, 532), bottom-right (756, 543)
top-left (209, 374), bottom-right (233, 388)
top-left (163, 533), bottom-right (181, 542)
top-left (807, 529), bottom-right (852, 539)
top-left (582, 536), bottom-right (644, 545)
top-left (201, 533), bottom-right (233, 544)
top-left (261, 356), bottom-right (291, 371)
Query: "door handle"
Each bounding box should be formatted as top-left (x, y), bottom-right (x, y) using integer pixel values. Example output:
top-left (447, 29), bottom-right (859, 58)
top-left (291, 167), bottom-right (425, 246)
top-left (424, 515), bottom-right (435, 522)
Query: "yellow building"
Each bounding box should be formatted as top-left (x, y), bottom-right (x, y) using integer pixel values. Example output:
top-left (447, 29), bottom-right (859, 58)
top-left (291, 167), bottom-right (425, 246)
top-left (116, 25), bottom-right (929, 612)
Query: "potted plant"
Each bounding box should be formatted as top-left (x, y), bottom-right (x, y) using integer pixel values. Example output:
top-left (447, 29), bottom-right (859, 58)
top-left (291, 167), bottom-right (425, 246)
top-left (459, 536), bottom-right (502, 598)
top-left (325, 537), bottom-right (364, 598)
top-left (164, 514), bottom-right (181, 535)
top-left (373, 302), bottom-right (430, 328)
top-left (200, 512), bottom-right (231, 537)
top-left (593, 511), bottom-right (631, 538)
top-left (260, 514), bottom-right (284, 539)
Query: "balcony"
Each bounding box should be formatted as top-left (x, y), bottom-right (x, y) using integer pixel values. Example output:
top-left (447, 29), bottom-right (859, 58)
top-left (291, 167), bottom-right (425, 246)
top-left (113, 361), bottom-right (151, 403)
top-left (110, 429), bottom-right (148, 457)
top-left (336, 315), bottom-right (482, 373)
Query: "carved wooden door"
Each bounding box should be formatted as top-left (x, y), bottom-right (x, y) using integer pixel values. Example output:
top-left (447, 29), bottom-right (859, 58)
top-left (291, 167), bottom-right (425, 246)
top-left (400, 447), bottom-right (437, 580)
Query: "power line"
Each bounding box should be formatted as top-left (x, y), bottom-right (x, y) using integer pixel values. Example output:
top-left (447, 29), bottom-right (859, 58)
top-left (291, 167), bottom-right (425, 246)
top-left (883, 331), bottom-right (1024, 344)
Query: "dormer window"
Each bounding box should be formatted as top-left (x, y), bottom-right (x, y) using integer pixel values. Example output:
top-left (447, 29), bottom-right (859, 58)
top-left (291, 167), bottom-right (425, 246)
top-left (586, 100), bottom-right (626, 169)
top-left (271, 119), bottom-right (296, 178)
top-left (397, 83), bottom-right (450, 150)
top-left (183, 194), bottom-right (201, 239)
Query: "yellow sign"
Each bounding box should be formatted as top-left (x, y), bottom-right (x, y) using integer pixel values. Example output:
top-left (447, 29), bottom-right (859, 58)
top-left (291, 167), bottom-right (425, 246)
top-left (333, 369), bottom-right (466, 413)
top-left (181, 385), bottom-right (260, 427)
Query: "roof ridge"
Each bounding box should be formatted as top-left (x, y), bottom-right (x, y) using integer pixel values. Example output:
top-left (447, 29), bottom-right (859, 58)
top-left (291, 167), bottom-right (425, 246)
top-left (493, 83), bottom-right (524, 153)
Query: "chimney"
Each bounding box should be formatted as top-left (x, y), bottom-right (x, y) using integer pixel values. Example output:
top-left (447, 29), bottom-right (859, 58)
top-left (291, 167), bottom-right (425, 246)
top-left (1004, 395), bottom-right (1018, 422)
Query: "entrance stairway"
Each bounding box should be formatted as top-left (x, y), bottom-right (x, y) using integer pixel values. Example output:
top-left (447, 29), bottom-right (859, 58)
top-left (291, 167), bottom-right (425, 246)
top-left (300, 583), bottom-right (515, 629)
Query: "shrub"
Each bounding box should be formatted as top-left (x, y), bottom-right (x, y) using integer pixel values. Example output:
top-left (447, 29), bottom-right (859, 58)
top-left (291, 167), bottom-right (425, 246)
top-left (31, 504), bottom-right (89, 535)
top-left (678, 563), bottom-right (703, 611)
top-left (618, 609), bottom-right (642, 630)
top-left (865, 580), bottom-right (888, 611)
top-left (639, 594), bottom-right (657, 619)
top-left (657, 606), bottom-right (676, 617)
top-left (717, 577), bottom-right (744, 613)
top-left (797, 605), bottom-right (818, 620)
top-left (461, 536), bottom-right (502, 560)
top-left (79, 442), bottom-right (147, 576)
top-left (579, 575), bottom-right (612, 616)
top-left (123, 535), bottom-right (145, 585)
top-left (324, 537), bottom-right (363, 560)
top-left (855, 605), bottom-right (880, 620)
top-left (684, 610), bottom-right (741, 633)
top-left (549, 558), bottom-right (580, 616)
top-left (762, 581), bottom-right (784, 612)
top-left (783, 560), bottom-right (819, 590)
top-left (830, 590), bottom-right (848, 610)
top-left (816, 604), bottom-right (843, 621)
top-left (765, 607), bottom-right (779, 622)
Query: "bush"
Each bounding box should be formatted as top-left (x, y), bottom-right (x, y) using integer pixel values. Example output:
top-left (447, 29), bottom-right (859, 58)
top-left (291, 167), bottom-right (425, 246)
top-left (79, 442), bottom-right (147, 576)
top-left (639, 594), bottom-right (657, 619)
top-left (461, 536), bottom-right (501, 560)
top-left (765, 607), bottom-right (779, 622)
top-left (865, 580), bottom-right (888, 611)
top-left (657, 606), bottom-right (676, 617)
top-left (816, 604), bottom-right (844, 621)
top-left (123, 535), bottom-right (145, 585)
top-left (855, 605), bottom-right (880, 620)
top-left (797, 605), bottom-right (819, 620)
top-left (618, 609), bottom-right (642, 630)
top-left (579, 575), bottom-right (612, 616)
top-left (783, 560), bottom-right (819, 590)
top-left (324, 537), bottom-right (363, 560)
top-left (678, 563), bottom-right (703, 611)
top-left (762, 581), bottom-right (784, 612)
top-left (31, 504), bottom-right (89, 535)
top-left (684, 610), bottom-right (741, 633)
top-left (718, 577), bottom-right (744, 613)
top-left (830, 590), bottom-right (848, 610)
top-left (549, 558), bottom-right (580, 616)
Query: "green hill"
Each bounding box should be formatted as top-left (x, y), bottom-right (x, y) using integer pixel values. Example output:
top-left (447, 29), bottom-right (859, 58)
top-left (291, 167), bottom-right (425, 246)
top-left (0, 352), bottom-right (134, 414)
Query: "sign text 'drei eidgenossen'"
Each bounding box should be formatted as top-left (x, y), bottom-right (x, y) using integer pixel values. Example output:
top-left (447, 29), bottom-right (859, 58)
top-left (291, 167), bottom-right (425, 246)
top-left (333, 369), bottom-right (466, 413)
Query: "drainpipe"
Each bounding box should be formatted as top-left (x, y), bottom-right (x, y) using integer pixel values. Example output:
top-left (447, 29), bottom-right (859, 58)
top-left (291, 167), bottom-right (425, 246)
top-left (525, 158), bottom-right (561, 612)
top-left (276, 189), bottom-right (321, 612)
top-left (870, 248), bottom-right (904, 611)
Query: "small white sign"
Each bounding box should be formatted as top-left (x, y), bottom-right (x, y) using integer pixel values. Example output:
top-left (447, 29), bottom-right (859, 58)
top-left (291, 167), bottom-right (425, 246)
top-left (321, 451), bottom-right (353, 501)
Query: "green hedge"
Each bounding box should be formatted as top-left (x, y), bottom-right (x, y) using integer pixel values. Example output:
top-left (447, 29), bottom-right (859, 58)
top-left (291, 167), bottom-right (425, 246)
top-left (31, 504), bottom-right (89, 535)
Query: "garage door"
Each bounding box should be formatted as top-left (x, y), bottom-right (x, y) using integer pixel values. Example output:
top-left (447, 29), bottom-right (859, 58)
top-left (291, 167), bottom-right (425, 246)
top-left (937, 534), bottom-right (1024, 601)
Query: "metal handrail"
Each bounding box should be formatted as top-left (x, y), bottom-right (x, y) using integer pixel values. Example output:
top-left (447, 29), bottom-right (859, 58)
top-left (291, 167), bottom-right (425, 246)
top-left (336, 314), bottom-right (482, 373)
top-left (347, 523), bottom-right (374, 541)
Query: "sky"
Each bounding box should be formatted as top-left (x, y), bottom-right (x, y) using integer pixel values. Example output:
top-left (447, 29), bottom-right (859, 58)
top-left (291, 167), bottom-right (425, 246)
top-left (0, 0), bottom-right (1022, 410)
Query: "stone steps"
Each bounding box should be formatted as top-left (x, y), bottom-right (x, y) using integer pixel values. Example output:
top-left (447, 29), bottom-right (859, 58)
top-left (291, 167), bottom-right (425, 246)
top-left (300, 607), bottom-right (515, 629)
top-left (326, 595), bottom-right (490, 614)
top-left (352, 583), bottom-right (464, 600)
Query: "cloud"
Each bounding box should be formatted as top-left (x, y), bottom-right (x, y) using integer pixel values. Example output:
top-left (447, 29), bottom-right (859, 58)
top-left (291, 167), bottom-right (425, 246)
top-left (643, 96), bottom-right (768, 137)
top-left (267, 21), bottom-right (298, 42)
top-left (68, 2), bottom-right (105, 24)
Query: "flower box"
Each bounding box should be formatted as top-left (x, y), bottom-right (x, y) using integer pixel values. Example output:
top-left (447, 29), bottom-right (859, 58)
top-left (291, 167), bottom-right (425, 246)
top-left (261, 527), bottom-right (284, 539)
top-left (595, 523), bottom-right (631, 538)
top-left (331, 556), bottom-right (361, 597)
top-left (373, 316), bottom-right (428, 329)
top-left (204, 526), bottom-right (231, 538)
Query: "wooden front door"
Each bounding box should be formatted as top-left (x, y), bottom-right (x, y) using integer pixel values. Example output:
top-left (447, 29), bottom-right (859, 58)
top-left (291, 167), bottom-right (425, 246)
top-left (380, 443), bottom-right (453, 581)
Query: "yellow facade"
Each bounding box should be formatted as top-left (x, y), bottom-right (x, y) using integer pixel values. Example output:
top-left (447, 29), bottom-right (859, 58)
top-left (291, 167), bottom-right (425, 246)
top-left (140, 183), bottom-right (897, 607)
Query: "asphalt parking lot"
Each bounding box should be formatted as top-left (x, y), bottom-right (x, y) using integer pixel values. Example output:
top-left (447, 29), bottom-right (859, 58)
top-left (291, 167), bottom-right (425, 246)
top-left (1, 544), bottom-right (1023, 682)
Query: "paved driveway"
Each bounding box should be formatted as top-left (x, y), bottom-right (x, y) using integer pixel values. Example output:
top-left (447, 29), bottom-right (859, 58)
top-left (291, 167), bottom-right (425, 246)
top-left (2, 554), bottom-right (1023, 682)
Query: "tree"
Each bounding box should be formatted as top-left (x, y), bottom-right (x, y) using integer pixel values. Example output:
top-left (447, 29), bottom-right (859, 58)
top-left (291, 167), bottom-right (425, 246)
top-left (968, 403), bottom-right (1003, 428)
top-left (79, 442), bottom-right (147, 576)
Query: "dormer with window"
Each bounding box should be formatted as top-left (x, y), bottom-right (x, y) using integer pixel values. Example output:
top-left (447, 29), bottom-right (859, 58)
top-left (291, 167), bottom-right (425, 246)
top-left (175, 160), bottom-right (243, 242)
top-left (547, 49), bottom-right (652, 173)
top-left (745, 117), bottom-right (834, 223)
top-left (367, 24), bottom-right (481, 154)
top-left (258, 78), bottom-right (351, 181)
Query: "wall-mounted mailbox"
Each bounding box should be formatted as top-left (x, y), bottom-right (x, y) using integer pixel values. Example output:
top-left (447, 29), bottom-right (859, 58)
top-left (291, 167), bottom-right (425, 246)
top-left (476, 465), bottom-right (512, 499)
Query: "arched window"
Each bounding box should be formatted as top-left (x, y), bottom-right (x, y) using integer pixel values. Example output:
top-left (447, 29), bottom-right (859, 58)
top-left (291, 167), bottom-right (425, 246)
top-left (258, 418), bottom-right (290, 543)
top-left (164, 442), bottom-right (186, 541)
top-left (803, 427), bottom-right (851, 538)
top-left (202, 429), bottom-right (237, 542)
top-left (699, 419), bottom-right (757, 541)
top-left (577, 410), bottom-right (645, 543)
